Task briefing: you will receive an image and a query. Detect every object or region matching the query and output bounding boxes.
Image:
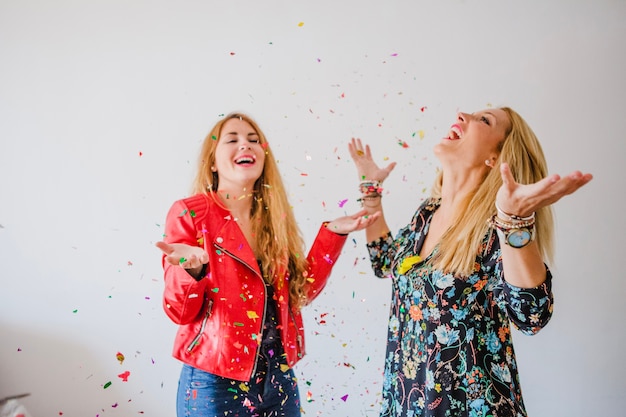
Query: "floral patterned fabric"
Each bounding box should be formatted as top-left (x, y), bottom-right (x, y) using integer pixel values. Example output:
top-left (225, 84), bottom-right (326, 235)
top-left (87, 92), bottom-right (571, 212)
top-left (367, 199), bottom-right (553, 417)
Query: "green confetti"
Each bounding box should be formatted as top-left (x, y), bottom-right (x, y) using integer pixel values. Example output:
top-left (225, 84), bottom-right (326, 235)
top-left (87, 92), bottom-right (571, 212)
top-left (104, 381), bottom-right (112, 389)
top-left (179, 257), bottom-right (187, 264)
top-left (211, 288), bottom-right (219, 293)
top-left (233, 322), bottom-right (244, 327)
top-left (211, 135), bottom-right (217, 140)
top-left (190, 210), bottom-right (196, 217)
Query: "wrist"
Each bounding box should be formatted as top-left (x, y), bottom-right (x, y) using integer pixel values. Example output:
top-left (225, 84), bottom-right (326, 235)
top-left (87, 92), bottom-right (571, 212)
top-left (186, 263), bottom-right (208, 281)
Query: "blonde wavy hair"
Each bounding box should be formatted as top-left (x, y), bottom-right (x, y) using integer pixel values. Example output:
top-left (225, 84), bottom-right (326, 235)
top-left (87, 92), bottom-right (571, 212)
top-left (191, 112), bottom-right (310, 310)
top-left (430, 107), bottom-right (555, 277)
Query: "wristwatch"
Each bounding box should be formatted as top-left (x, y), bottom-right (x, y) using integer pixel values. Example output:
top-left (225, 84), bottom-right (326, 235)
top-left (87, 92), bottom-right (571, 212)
top-left (496, 226), bottom-right (535, 248)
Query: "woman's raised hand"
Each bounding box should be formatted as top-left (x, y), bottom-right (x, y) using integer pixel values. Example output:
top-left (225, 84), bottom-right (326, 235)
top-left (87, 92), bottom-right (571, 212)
top-left (348, 138), bottom-right (396, 182)
top-left (156, 241), bottom-right (209, 269)
top-left (495, 162), bottom-right (593, 216)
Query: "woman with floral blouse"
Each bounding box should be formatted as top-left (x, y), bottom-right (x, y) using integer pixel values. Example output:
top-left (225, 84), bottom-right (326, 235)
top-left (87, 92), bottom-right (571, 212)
top-left (348, 107), bottom-right (592, 417)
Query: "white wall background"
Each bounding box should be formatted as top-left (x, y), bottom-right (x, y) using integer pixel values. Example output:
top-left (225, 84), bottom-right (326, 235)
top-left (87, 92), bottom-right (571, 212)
top-left (1, 1), bottom-right (624, 416)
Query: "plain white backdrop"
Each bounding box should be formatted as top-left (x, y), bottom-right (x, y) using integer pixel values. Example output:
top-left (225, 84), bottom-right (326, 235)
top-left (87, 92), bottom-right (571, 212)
top-left (1, 1), bottom-right (624, 416)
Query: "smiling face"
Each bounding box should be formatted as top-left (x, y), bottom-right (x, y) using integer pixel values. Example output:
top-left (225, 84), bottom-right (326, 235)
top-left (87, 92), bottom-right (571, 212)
top-left (213, 117), bottom-right (266, 193)
top-left (435, 108), bottom-right (511, 171)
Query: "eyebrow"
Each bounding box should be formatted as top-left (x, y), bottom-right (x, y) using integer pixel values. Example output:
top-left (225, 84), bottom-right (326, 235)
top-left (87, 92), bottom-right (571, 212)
top-left (223, 131), bottom-right (259, 136)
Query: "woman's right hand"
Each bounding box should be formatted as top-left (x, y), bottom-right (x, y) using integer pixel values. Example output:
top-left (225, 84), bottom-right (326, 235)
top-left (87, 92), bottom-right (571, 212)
top-left (156, 241), bottom-right (209, 271)
top-left (348, 138), bottom-right (396, 182)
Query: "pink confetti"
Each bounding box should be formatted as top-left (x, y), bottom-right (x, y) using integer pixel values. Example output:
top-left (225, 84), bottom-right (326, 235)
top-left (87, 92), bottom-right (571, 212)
top-left (338, 199), bottom-right (348, 208)
top-left (118, 371), bottom-right (130, 382)
top-left (341, 394), bottom-right (349, 401)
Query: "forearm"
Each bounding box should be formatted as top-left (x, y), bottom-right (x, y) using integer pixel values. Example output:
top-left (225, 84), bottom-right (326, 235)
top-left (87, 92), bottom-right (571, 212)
top-left (361, 198), bottom-right (391, 243)
top-left (499, 240), bottom-right (548, 288)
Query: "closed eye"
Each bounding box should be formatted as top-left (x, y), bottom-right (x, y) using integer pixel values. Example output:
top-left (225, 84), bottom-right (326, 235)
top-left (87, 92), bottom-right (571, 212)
top-left (480, 116), bottom-right (491, 125)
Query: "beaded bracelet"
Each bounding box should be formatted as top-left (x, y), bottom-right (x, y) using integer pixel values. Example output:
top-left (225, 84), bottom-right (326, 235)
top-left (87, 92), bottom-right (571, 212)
top-left (359, 180), bottom-right (383, 196)
top-left (488, 214), bottom-right (536, 231)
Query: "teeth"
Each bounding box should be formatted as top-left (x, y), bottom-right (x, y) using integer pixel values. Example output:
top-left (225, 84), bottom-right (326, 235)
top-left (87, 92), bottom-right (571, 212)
top-left (449, 126), bottom-right (461, 139)
top-left (235, 157), bottom-right (254, 164)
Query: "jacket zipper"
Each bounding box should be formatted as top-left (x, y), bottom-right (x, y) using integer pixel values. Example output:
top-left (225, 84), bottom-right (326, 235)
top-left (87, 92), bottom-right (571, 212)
top-left (186, 299), bottom-right (213, 353)
top-left (214, 243), bottom-right (267, 377)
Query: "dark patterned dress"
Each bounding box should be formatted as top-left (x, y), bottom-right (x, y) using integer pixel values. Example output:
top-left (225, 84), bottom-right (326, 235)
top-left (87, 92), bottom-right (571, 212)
top-left (367, 199), bottom-right (553, 417)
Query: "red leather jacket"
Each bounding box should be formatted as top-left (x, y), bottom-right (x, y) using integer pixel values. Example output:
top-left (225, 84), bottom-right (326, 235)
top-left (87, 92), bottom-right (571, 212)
top-left (161, 193), bottom-right (347, 381)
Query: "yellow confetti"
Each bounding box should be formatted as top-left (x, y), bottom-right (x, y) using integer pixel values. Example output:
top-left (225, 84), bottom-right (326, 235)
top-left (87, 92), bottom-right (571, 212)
top-left (297, 22), bottom-right (304, 27)
top-left (247, 311), bottom-right (259, 319)
top-left (397, 255), bottom-right (422, 275)
top-left (280, 364), bottom-right (290, 372)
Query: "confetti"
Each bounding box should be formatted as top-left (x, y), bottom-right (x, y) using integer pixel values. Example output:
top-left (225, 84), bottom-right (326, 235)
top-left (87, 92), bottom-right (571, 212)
top-left (103, 381), bottom-right (112, 389)
top-left (398, 139), bottom-right (409, 148)
top-left (397, 255), bottom-right (422, 274)
top-left (338, 199), bottom-right (348, 208)
top-left (341, 394), bottom-right (349, 401)
top-left (298, 22), bottom-right (304, 27)
top-left (116, 352), bottom-right (125, 364)
top-left (118, 371), bottom-right (130, 382)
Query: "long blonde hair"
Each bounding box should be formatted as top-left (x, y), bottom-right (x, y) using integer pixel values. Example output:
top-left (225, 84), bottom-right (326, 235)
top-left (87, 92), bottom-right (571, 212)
top-left (430, 107), bottom-right (555, 277)
top-left (192, 113), bottom-right (310, 309)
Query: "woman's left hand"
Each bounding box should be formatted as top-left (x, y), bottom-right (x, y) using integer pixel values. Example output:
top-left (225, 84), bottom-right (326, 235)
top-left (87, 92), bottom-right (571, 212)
top-left (495, 162), bottom-right (593, 216)
top-left (324, 210), bottom-right (382, 234)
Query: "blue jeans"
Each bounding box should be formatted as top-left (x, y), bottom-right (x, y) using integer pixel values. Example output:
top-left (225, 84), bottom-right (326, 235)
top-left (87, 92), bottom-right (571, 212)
top-left (176, 341), bottom-right (302, 417)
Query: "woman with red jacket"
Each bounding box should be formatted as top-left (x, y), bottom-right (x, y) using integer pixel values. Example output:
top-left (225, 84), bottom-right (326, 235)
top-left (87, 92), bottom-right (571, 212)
top-left (156, 112), bottom-right (378, 417)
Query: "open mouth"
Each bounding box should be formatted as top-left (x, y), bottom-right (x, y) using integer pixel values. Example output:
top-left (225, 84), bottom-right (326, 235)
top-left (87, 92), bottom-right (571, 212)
top-left (447, 125), bottom-right (462, 140)
top-left (235, 156), bottom-right (256, 165)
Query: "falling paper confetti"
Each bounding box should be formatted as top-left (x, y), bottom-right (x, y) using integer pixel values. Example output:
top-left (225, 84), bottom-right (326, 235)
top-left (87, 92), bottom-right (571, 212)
top-left (397, 255), bottom-right (422, 274)
top-left (116, 352), bottom-right (125, 364)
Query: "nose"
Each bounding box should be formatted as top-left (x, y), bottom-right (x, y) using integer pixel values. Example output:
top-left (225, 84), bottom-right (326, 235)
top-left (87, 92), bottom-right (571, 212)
top-left (457, 112), bottom-right (467, 122)
top-left (239, 144), bottom-right (250, 150)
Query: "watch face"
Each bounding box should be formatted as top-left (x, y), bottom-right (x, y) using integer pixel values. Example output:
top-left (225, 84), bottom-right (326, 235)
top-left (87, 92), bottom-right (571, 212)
top-left (507, 228), bottom-right (532, 248)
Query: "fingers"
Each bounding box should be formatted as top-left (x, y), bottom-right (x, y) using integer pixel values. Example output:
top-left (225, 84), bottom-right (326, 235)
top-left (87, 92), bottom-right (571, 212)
top-left (384, 162), bottom-right (397, 176)
top-left (155, 241), bottom-right (174, 255)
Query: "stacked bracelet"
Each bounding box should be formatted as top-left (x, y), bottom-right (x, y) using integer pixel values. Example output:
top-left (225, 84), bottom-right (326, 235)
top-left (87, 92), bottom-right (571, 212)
top-left (359, 180), bottom-right (383, 196)
top-left (357, 179), bottom-right (383, 208)
top-left (488, 212), bottom-right (536, 249)
top-left (495, 202), bottom-right (535, 222)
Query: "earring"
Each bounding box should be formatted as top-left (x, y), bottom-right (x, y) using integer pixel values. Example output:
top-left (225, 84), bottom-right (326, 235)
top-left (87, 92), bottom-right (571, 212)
top-left (485, 159), bottom-right (493, 168)
top-left (211, 166), bottom-right (217, 172)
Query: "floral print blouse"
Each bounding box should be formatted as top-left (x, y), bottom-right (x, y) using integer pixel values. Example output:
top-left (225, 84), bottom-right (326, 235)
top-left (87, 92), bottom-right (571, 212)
top-left (367, 199), bottom-right (553, 417)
